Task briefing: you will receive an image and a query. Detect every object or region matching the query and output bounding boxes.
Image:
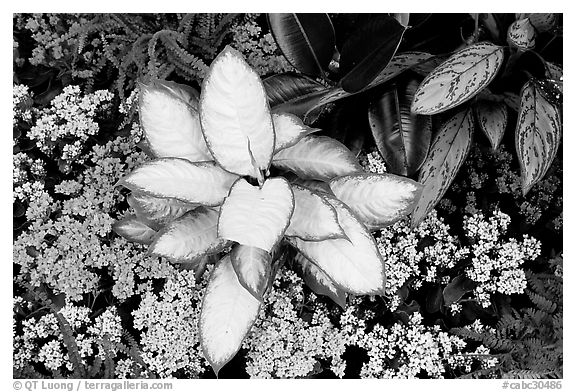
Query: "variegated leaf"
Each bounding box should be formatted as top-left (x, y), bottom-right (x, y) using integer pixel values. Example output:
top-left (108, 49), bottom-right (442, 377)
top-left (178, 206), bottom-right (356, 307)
top-left (127, 193), bottom-right (196, 229)
top-left (118, 159), bottom-right (238, 206)
top-left (273, 112), bottom-right (319, 152)
top-left (330, 173), bottom-right (423, 231)
top-left (295, 252), bottom-right (346, 309)
top-left (200, 255), bottom-right (261, 375)
top-left (287, 197), bottom-right (386, 295)
top-left (149, 208), bottom-right (231, 263)
top-left (272, 135), bottom-right (362, 181)
top-left (412, 42), bottom-right (505, 115)
top-left (230, 244), bottom-right (272, 301)
top-left (139, 81), bottom-right (211, 162)
top-left (112, 215), bottom-right (157, 245)
top-left (507, 18), bottom-right (536, 50)
top-left (411, 108), bottom-right (474, 226)
top-left (515, 81), bottom-right (562, 195)
top-left (200, 46), bottom-right (274, 179)
top-left (545, 62), bottom-right (562, 82)
top-left (218, 178), bottom-right (294, 252)
top-left (475, 100), bottom-right (508, 151)
top-left (285, 184), bottom-right (345, 241)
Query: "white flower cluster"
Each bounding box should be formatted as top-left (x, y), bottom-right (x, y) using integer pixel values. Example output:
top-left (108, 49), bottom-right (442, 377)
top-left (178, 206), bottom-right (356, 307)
top-left (27, 85), bottom-right (113, 165)
top-left (13, 84), bottom-right (34, 126)
top-left (243, 269), bottom-right (349, 378)
top-left (356, 312), bottom-right (492, 378)
top-left (132, 269), bottom-right (208, 378)
top-left (376, 210), bottom-right (469, 310)
top-left (464, 211), bottom-right (541, 307)
top-left (359, 150), bottom-right (387, 174)
top-left (14, 300), bottom-right (124, 374)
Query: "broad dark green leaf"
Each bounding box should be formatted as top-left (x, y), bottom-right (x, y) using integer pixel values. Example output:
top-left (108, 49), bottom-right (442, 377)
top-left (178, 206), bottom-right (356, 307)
top-left (443, 275), bottom-right (476, 306)
top-left (411, 108), bottom-right (474, 226)
top-left (515, 80), bottom-right (562, 195)
top-left (368, 79), bottom-right (432, 176)
top-left (528, 13), bottom-right (558, 32)
top-left (426, 285), bottom-right (443, 313)
top-left (267, 13), bottom-right (335, 78)
top-left (340, 15), bottom-right (406, 93)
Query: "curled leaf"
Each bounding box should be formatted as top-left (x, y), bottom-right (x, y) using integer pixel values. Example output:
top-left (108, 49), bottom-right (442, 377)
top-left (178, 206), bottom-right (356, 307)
top-left (230, 245), bottom-right (272, 301)
top-left (507, 18), bottom-right (536, 50)
top-left (515, 80), bottom-right (562, 195)
top-left (112, 215), bottom-right (157, 245)
top-left (200, 46), bottom-right (274, 178)
top-left (149, 208), bottom-right (231, 263)
top-left (412, 42), bottom-right (505, 115)
top-left (200, 255), bottom-right (261, 375)
top-left (118, 159), bottom-right (238, 206)
top-left (411, 108), bottom-right (474, 226)
top-left (475, 100), bottom-right (508, 151)
top-left (218, 178), bottom-right (294, 252)
top-left (330, 173), bottom-right (423, 231)
top-left (272, 135), bottom-right (362, 181)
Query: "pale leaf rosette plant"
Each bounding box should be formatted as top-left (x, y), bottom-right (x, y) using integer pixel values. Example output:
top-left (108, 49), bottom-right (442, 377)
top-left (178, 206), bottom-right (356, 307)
top-left (114, 46), bottom-right (423, 374)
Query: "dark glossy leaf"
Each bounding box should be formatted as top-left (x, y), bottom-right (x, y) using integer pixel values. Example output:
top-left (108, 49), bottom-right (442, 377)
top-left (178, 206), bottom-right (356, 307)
top-left (263, 73), bottom-right (329, 121)
top-left (267, 13), bottom-right (335, 78)
top-left (443, 275), bottom-right (476, 306)
top-left (426, 285), bottom-right (443, 313)
top-left (368, 79), bottom-right (432, 176)
top-left (340, 15), bottom-right (406, 93)
top-left (13, 201), bottom-right (26, 218)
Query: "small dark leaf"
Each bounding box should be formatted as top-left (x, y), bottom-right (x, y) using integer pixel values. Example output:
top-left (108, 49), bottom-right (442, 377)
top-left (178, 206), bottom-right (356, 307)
top-left (443, 275), bottom-right (476, 306)
top-left (267, 13), bottom-right (336, 78)
top-left (368, 79), bottom-right (432, 176)
top-left (340, 15), bottom-right (406, 93)
top-left (13, 201), bottom-right (26, 218)
top-left (426, 284), bottom-right (443, 313)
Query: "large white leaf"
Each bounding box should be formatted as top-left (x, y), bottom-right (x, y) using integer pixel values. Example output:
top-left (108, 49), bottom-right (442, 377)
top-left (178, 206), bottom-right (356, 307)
top-left (329, 173), bottom-right (423, 231)
top-left (272, 112), bottom-right (319, 152)
top-left (475, 100), bottom-right (508, 151)
top-left (200, 46), bottom-right (275, 179)
top-left (127, 192), bottom-right (196, 229)
top-left (287, 197), bottom-right (386, 295)
top-left (515, 81), bottom-right (562, 195)
top-left (139, 80), bottom-right (212, 162)
top-left (285, 184), bottom-right (345, 241)
top-left (112, 215), bottom-right (157, 245)
top-left (230, 244), bottom-right (272, 301)
top-left (411, 108), bottom-right (474, 226)
top-left (200, 255), bottom-right (261, 375)
top-left (295, 252), bottom-right (347, 309)
top-left (154, 79), bottom-right (200, 109)
top-left (118, 159), bottom-right (238, 206)
top-left (218, 178), bottom-right (294, 252)
top-left (272, 135), bottom-right (362, 181)
top-left (411, 42), bottom-right (504, 115)
top-left (149, 207), bottom-right (231, 263)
